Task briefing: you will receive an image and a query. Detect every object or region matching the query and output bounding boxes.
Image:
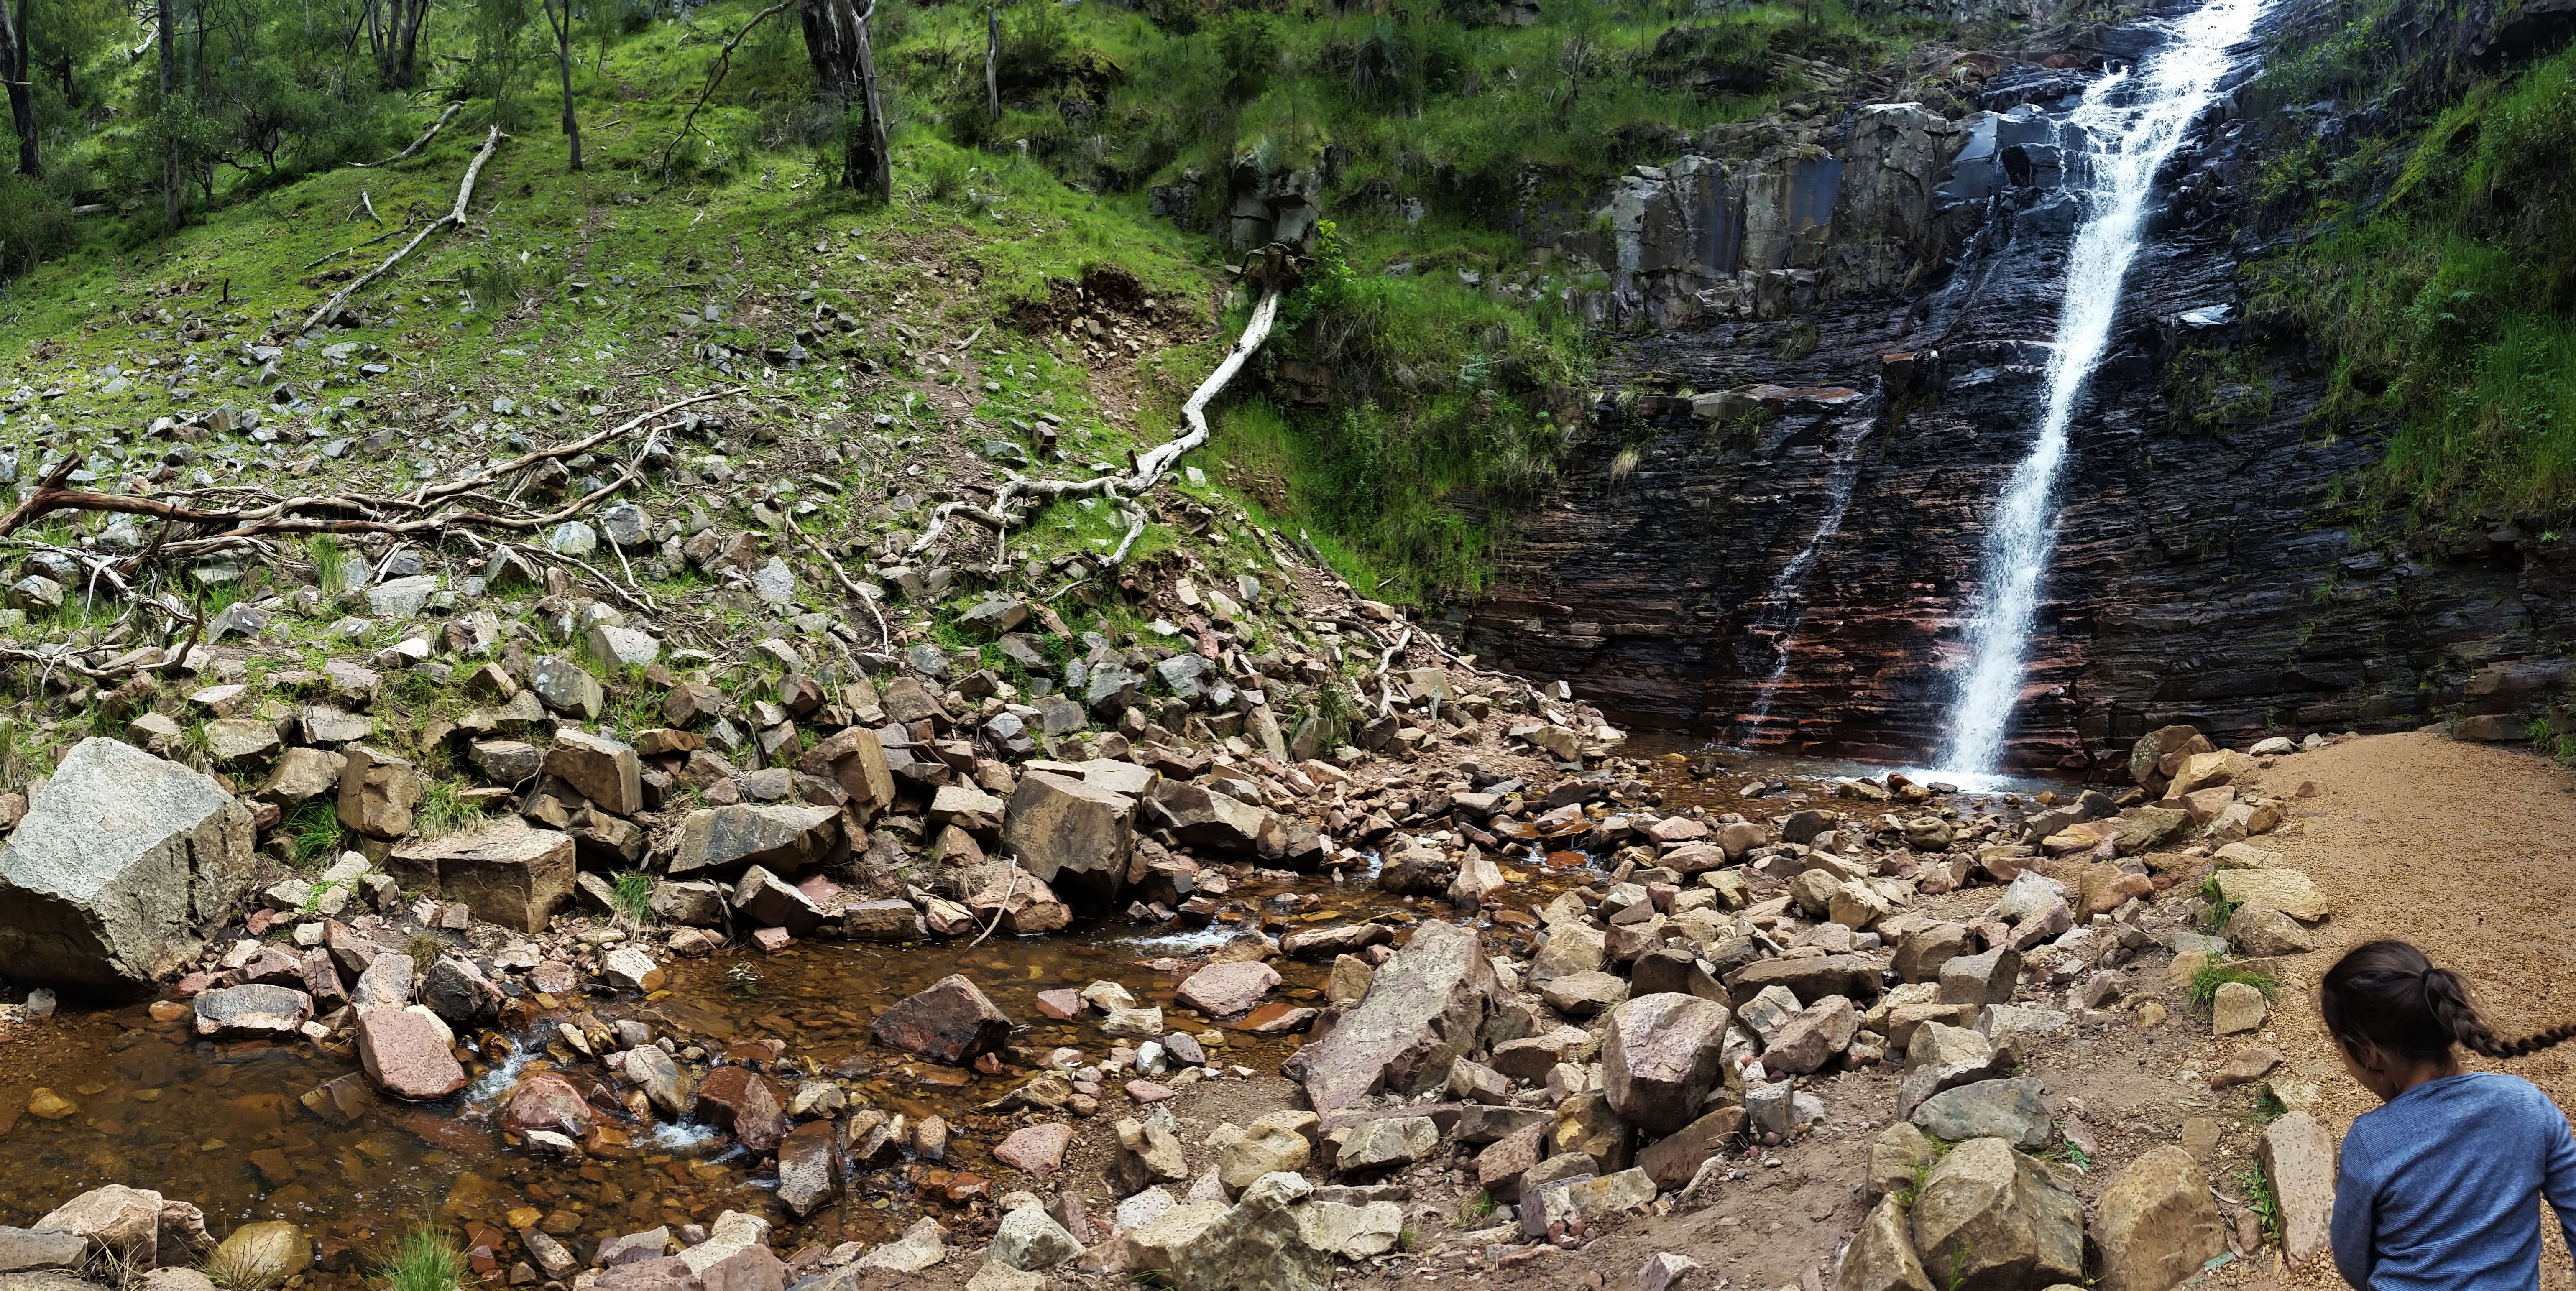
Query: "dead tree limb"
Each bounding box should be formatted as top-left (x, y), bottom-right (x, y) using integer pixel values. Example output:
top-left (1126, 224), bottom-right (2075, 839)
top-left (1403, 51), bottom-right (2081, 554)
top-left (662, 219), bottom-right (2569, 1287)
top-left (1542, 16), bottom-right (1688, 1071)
top-left (782, 510), bottom-right (889, 647)
top-left (303, 125), bottom-right (503, 332)
top-left (0, 390), bottom-right (740, 554)
top-left (905, 286), bottom-right (1283, 561)
top-left (353, 100), bottom-right (465, 168)
top-left (659, 1), bottom-right (791, 183)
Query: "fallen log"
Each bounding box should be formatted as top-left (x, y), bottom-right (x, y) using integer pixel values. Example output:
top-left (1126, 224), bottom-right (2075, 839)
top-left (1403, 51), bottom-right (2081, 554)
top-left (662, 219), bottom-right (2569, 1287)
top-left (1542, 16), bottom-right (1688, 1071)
top-left (303, 124), bottom-right (502, 333)
top-left (353, 101), bottom-right (465, 168)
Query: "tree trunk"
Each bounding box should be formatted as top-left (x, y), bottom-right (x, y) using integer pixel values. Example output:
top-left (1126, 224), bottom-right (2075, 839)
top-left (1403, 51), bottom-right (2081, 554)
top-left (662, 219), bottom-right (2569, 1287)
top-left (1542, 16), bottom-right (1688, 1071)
top-left (391, 0), bottom-right (426, 90)
top-left (158, 0), bottom-right (179, 229)
top-left (854, 0), bottom-right (888, 202)
top-left (984, 7), bottom-right (998, 120)
top-left (799, 0), bottom-right (887, 201)
top-left (549, 0), bottom-right (581, 170)
top-left (0, 0), bottom-right (36, 177)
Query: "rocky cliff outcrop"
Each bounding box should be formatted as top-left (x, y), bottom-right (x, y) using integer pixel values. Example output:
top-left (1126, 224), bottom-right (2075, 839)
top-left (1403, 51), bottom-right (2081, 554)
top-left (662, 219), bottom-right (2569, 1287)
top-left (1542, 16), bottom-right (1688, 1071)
top-left (1462, 11), bottom-right (2576, 772)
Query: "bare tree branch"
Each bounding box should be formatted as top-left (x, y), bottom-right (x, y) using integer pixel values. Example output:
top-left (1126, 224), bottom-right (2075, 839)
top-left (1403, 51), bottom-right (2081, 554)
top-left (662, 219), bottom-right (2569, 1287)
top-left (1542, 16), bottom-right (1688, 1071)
top-left (304, 124), bottom-right (502, 332)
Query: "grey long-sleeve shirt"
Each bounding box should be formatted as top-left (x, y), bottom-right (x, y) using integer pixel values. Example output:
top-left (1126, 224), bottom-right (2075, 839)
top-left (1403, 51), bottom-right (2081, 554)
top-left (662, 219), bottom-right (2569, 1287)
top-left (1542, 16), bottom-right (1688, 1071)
top-left (2333, 1071), bottom-right (2576, 1291)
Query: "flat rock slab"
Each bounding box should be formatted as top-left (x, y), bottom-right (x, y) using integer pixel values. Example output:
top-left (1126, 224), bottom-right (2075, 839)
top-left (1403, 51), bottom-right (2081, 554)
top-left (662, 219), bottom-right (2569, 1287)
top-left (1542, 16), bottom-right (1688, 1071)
top-left (2213, 869), bottom-right (2329, 922)
top-left (391, 817), bottom-right (574, 933)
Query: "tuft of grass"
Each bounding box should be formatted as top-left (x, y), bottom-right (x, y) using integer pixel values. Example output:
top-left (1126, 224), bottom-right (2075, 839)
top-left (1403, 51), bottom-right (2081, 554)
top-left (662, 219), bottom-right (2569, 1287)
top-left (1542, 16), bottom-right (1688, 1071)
top-left (286, 799), bottom-right (344, 865)
top-left (202, 1240), bottom-right (288, 1291)
top-left (612, 871), bottom-right (657, 927)
top-left (2190, 960), bottom-right (2281, 1015)
top-left (404, 934), bottom-right (446, 970)
top-left (1457, 1189), bottom-right (1495, 1224)
top-left (309, 536), bottom-right (349, 597)
top-left (2036, 1137), bottom-right (2092, 1174)
top-left (2197, 876), bottom-right (2241, 936)
top-left (376, 1227), bottom-right (465, 1291)
top-left (2234, 1165), bottom-right (2282, 1245)
top-left (415, 779), bottom-right (488, 840)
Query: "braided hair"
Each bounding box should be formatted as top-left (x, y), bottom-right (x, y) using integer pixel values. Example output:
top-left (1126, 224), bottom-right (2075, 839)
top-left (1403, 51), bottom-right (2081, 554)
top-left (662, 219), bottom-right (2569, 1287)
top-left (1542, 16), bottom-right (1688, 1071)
top-left (2322, 940), bottom-right (2576, 1063)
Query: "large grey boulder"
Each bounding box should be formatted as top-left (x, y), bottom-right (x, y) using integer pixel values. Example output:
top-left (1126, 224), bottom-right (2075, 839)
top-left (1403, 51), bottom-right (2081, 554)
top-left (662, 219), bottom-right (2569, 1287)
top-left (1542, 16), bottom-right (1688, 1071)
top-left (0, 738), bottom-right (257, 989)
top-left (1000, 771), bottom-right (1134, 909)
top-left (667, 804), bottom-right (842, 877)
top-left (1285, 919), bottom-right (1505, 1110)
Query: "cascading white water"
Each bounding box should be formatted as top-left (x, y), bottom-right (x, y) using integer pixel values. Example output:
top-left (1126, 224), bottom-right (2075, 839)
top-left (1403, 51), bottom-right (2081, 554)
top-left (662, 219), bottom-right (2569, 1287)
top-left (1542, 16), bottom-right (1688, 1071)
top-left (1936, 0), bottom-right (2267, 775)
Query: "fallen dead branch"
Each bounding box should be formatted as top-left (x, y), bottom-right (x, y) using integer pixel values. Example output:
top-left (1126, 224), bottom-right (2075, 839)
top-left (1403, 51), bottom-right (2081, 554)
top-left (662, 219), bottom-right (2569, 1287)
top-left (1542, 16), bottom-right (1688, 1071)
top-left (0, 389), bottom-right (740, 554)
top-left (304, 125), bottom-right (502, 332)
top-left (354, 101), bottom-right (465, 168)
top-left (657, 1), bottom-right (790, 184)
top-left (907, 284), bottom-right (1284, 560)
top-left (782, 510), bottom-right (889, 647)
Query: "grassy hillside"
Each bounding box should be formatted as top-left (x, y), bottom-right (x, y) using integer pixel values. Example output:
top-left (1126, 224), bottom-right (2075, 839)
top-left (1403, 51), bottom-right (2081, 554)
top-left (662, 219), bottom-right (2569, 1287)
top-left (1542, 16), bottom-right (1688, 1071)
top-left (2245, 8), bottom-right (2576, 526)
top-left (0, 0), bottom-right (1954, 598)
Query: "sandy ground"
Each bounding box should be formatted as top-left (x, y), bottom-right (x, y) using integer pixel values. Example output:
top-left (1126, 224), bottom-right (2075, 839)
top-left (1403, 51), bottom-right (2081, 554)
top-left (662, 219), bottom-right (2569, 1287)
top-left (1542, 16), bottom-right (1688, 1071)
top-left (2235, 732), bottom-right (2576, 1290)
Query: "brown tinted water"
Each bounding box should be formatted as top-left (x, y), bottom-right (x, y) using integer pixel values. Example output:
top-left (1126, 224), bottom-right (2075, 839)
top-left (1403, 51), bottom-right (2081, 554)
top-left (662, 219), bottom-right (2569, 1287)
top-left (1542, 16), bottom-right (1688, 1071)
top-left (0, 748), bottom-right (2054, 1283)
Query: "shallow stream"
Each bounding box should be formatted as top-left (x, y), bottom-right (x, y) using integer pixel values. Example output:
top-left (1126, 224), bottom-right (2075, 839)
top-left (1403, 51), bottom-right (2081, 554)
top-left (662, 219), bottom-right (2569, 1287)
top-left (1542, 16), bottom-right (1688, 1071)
top-left (0, 745), bottom-right (2062, 1285)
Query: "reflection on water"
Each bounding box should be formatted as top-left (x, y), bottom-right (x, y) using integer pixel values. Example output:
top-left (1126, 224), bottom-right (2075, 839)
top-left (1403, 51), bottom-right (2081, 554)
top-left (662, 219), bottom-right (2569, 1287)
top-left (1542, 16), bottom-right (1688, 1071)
top-left (1620, 730), bottom-right (2074, 803)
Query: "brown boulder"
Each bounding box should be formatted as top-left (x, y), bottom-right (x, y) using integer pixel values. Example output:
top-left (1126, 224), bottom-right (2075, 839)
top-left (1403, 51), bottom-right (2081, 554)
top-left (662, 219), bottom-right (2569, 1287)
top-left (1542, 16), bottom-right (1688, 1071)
top-left (390, 817), bottom-right (575, 933)
top-left (1601, 993), bottom-right (1731, 1134)
top-left (503, 1071), bottom-right (594, 1138)
top-left (1285, 920), bottom-right (1504, 1111)
top-left (356, 1008), bottom-right (468, 1100)
top-left (870, 974), bottom-right (1012, 1065)
top-left (697, 1066), bottom-right (790, 1154)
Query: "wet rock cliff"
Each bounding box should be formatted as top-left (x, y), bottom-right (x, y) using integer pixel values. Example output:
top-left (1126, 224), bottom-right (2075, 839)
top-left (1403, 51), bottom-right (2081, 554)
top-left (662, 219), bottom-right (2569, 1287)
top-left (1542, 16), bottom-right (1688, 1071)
top-left (1456, 2), bottom-right (2576, 773)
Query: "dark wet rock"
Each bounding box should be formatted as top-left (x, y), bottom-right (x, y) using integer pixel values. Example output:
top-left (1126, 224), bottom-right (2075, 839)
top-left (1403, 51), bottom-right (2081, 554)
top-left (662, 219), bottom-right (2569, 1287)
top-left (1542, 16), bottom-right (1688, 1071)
top-left (192, 984), bottom-right (313, 1040)
top-left (870, 974), bottom-right (1012, 1065)
top-left (422, 955), bottom-right (503, 1028)
top-left (697, 1067), bottom-right (790, 1153)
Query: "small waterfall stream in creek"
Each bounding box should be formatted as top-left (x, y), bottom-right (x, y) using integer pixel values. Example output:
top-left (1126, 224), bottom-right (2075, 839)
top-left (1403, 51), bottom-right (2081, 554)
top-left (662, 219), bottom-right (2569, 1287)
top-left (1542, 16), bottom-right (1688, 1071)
top-left (1935, 0), bottom-right (2269, 776)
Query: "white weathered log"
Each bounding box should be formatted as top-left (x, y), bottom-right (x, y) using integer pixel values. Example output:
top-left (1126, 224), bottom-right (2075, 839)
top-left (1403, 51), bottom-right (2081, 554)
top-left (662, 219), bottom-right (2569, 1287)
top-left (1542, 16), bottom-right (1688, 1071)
top-left (302, 125), bottom-right (501, 332)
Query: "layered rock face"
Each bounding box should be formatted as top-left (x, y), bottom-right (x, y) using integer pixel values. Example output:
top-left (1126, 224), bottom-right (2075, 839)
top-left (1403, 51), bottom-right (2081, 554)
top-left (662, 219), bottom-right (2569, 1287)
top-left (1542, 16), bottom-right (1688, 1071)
top-left (1462, 20), bottom-right (2576, 771)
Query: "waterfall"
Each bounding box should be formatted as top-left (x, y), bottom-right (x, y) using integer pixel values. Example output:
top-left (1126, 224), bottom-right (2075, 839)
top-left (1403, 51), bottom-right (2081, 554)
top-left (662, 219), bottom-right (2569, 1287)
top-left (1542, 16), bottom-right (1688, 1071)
top-left (1936, 0), bottom-right (2267, 775)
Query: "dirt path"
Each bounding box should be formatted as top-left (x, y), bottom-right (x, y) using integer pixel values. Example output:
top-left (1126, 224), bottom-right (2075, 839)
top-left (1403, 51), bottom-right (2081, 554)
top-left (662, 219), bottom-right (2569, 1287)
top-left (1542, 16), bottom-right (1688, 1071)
top-left (2240, 732), bottom-right (2576, 1288)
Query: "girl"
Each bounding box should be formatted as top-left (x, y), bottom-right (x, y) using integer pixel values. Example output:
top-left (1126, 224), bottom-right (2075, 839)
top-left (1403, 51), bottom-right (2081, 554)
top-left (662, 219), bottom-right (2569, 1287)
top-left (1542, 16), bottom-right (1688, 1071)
top-left (2324, 940), bottom-right (2576, 1291)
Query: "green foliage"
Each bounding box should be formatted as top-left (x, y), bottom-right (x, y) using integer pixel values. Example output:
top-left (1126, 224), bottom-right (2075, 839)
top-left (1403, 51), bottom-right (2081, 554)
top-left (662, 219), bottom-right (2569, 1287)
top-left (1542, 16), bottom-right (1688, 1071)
top-left (2188, 959), bottom-right (2280, 1014)
top-left (286, 798), bottom-right (344, 865)
top-left (612, 870), bottom-right (657, 926)
top-left (2234, 1165), bottom-right (2282, 1245)
top-left (465, 259), bottom-right (528, 316)
top-left (0, 175), bottom-right (79, 282)
top-left (2196, 875), bottom-right (2240, 935)
top-left (2246, 36), bottom-right (2576, 519)
top-left (309, 535), bottom-right (349, 596)
top-left (416, 779), bottom-right (488, 839)
top-left (377, 1228), bottom-right (465, 1291)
